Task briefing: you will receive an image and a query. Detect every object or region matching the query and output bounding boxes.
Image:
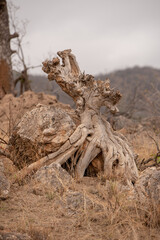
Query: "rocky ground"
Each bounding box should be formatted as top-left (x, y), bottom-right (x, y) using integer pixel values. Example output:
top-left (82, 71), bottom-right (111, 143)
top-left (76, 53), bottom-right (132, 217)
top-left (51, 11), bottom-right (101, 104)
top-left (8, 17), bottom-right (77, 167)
top-left (0, 91), bottom-right (160, 240)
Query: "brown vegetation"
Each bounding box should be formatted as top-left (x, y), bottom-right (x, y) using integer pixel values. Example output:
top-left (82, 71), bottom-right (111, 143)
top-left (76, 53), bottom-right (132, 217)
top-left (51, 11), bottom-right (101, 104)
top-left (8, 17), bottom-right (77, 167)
top-left (0, 171), bottom-right (160, 240)
top-left (0, 90), bottom-right (160, 239)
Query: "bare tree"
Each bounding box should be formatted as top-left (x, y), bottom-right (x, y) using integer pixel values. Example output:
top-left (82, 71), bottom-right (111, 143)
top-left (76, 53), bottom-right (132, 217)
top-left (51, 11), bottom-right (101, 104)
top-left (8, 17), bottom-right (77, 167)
top-left (0, 0), bottom-right (18, 98)
top-left (8, 3), bottom-right (41, 95)
top-left (8, 2), bottom-right (32, 94)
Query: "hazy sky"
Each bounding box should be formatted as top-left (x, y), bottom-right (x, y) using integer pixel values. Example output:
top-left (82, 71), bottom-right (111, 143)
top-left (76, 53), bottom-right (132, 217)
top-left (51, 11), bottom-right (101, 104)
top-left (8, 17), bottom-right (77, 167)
top-left (9, 0), bottom-right (160, 76)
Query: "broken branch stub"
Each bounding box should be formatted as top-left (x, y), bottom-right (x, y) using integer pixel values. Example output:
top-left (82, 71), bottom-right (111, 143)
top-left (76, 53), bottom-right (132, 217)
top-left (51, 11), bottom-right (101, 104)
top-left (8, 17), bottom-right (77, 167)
top-left (42, 49), bottom-right (138, 183)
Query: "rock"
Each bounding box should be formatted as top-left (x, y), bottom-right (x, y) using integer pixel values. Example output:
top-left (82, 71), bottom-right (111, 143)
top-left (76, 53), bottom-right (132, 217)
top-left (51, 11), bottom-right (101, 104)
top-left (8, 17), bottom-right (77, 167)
top-left (0, 232), bottom-right (31, 240)
top-left (9, 104), bottom-right (76, 169)
top-left (1, 157), bottom-right (17, 178)
top-left (0, 159), bottom-right (10, 199)
top-left (135, 167), bottom-right (160, 203)
top-left (35, 163), bottom-right (102, 213)
top-left (65, 190), bottom-right (94, 212)
top-left (34, 163), bottom-right (72, 190)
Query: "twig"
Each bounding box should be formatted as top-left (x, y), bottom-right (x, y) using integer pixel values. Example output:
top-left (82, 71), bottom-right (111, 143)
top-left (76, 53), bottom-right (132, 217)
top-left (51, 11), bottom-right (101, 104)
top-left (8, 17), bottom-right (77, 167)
top-left (27, 65), bottom-right (42, 70)
top-left (0, 149), bottom-right (10, 158)
top-left (0, 137), bottom-right (8, 145)
top-left (147, 133), bottom-right (160, 152)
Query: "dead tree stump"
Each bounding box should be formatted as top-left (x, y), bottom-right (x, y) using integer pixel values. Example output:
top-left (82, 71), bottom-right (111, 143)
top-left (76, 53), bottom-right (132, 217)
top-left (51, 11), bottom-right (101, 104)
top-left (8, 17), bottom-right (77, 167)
top-left (42, 49), bottom-right (138, 184)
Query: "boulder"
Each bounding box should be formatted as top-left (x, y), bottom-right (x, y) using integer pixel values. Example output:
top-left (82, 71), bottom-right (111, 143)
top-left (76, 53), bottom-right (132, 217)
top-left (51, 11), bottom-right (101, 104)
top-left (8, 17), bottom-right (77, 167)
top-left (65, 190), bottom-right (94, 213)
top-left (9, 104), bottom-right (76, 169)
top-left (35, 163), bottom-right (101, 214)
top-left (0, 232), bottom-right (31, 240)
top-left (34, 163), bottom-right (72, 190)
top-left (135, 167), bottom-right (160, 203)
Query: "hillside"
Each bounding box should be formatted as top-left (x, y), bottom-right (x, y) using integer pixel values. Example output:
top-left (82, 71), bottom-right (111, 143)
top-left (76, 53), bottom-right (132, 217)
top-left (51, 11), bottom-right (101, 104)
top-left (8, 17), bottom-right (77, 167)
top-left (99, 66), bottom-right (160, 119)
top-left (30, 75), bottom-right (75, 108)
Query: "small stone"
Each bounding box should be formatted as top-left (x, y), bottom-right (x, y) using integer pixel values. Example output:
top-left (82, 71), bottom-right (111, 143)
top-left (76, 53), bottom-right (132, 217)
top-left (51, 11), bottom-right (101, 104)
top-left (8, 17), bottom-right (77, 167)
top-left (35, 163), bottom-right (72, 190)
top-left (0, 160), bottom-right (10, 199)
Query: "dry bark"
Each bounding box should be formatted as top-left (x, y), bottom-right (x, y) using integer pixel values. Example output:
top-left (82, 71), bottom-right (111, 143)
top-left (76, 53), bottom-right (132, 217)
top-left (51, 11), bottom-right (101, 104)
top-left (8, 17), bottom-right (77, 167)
top-left (40, 49), bottom-right (138, 184)
top-left (0, 0), bottom-right (17, 98)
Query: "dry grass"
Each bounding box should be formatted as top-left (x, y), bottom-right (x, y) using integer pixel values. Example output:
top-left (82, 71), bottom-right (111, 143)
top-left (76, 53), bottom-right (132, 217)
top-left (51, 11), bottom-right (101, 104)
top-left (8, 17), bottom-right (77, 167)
top-left (0, 95), bottom-right (160, 239)
top-left (132, 132), bottom-right (159, 160)
top-left (1, 176), bottom-right (160, 240)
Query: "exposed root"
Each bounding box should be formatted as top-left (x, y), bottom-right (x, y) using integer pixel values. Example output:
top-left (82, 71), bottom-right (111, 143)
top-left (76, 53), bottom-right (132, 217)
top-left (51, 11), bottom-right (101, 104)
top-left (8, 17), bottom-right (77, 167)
top-left (12, 125), bottom-right (89, 182)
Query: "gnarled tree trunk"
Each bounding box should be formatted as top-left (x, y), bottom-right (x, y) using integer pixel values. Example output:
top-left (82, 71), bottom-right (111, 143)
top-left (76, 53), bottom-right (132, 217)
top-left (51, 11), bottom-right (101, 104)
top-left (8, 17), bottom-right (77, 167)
top-left (42, 49), bottom-right (139, 184)
top-left (0, 0), bottom-right (18, 98)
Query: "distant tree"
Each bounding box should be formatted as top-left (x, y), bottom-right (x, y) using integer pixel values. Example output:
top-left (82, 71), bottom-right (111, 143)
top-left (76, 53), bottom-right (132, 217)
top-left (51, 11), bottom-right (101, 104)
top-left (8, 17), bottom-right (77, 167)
top-left (9, 2), bottom-right (41, 95)
top-left (8, 2), bottom-right (32, 94)
top-left (0, 0), bottom-right (18, 99)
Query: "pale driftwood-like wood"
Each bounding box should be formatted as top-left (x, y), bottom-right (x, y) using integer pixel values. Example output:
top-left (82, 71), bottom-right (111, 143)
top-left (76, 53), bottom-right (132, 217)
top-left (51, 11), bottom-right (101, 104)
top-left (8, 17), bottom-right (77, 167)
top-left (41, 50), bottom-right (138, 183)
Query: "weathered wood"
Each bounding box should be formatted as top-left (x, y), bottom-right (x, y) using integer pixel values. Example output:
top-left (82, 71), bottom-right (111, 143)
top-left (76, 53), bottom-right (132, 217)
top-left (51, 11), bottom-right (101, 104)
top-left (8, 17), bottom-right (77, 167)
top-left (41, 49), bottom-right (139, 183)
